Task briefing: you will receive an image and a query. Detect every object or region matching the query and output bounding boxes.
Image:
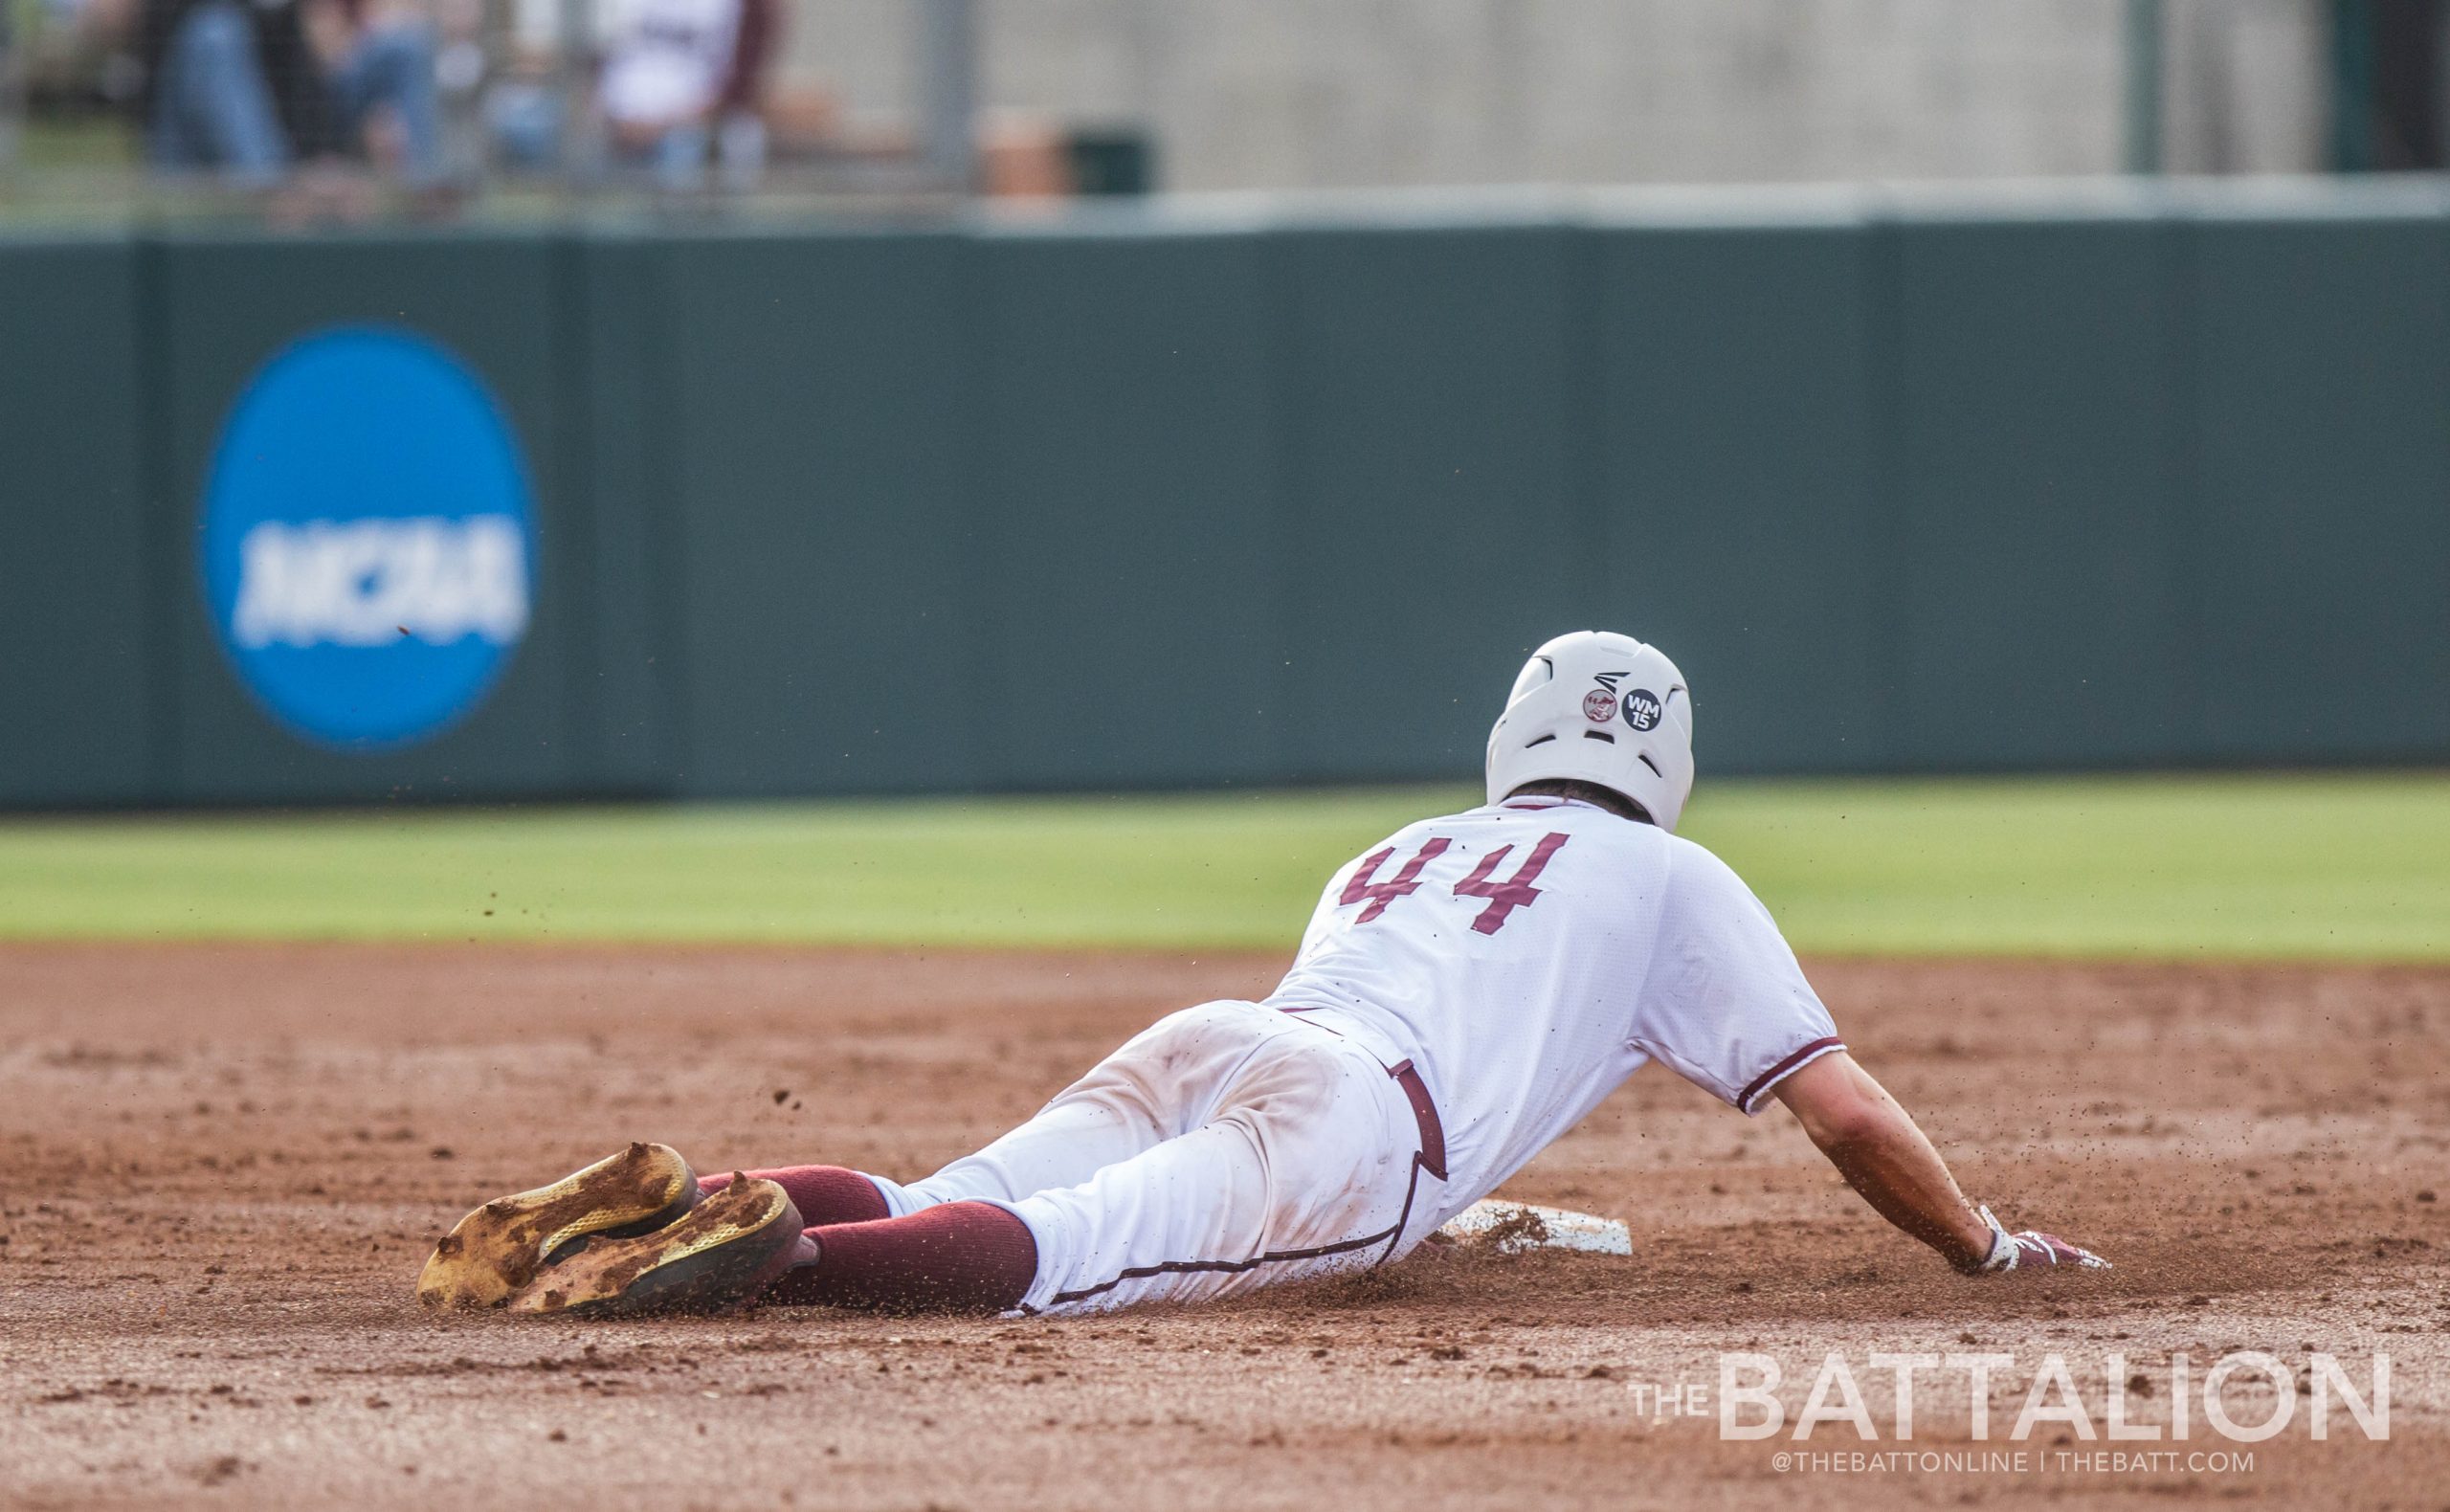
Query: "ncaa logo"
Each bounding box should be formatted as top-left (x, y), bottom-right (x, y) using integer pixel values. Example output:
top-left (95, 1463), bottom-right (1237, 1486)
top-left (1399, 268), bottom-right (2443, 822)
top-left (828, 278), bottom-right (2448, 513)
top-left (198, 328), bottom-right (536, 750)
top-left (1622, 688), bottom-right (1663, 732)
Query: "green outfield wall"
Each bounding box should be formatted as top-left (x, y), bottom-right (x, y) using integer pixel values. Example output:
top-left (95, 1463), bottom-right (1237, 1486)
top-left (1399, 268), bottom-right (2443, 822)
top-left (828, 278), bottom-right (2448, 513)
top-left (1, 187), bottom-right (2444, 807)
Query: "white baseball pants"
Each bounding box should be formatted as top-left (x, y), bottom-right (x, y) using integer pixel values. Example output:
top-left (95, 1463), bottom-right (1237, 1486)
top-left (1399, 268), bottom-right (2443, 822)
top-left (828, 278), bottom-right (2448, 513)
top-left (863, 1000), bottom-right (1447, 1316)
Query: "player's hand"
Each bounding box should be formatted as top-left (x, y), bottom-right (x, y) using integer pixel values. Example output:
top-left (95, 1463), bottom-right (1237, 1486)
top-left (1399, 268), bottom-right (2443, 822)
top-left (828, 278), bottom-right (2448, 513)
top-left (1992, 1229), bottom-right (2109, 1270)
top-left (1963, 1206), bottom-right (2109, 1273)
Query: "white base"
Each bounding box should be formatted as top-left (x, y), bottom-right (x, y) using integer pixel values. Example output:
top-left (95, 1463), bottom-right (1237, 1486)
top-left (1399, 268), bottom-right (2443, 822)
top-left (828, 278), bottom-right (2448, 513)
top-left (1436, 1199), bottom-right (1632, 1256)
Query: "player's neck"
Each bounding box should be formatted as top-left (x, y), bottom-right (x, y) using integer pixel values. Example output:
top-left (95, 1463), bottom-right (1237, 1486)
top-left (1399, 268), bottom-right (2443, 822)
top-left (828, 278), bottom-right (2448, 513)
top-left (1503, 781), bottom-right (1653, 825)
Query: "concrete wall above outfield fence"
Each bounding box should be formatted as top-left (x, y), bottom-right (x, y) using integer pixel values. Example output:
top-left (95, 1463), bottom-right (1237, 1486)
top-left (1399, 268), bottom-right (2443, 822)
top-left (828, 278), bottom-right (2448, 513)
top-left (4, 182), bottom-right (2447, 808)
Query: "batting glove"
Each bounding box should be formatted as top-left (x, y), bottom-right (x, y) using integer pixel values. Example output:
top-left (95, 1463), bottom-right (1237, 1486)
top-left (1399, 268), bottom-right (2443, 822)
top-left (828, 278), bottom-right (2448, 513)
top-left (1961, 1205), bottom-right (2110, 1274)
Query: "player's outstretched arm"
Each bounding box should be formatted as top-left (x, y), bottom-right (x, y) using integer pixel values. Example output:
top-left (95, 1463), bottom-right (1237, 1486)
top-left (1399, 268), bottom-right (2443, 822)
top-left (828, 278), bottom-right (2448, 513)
top-left (1771, 1050), bottom-right (2107, 1274)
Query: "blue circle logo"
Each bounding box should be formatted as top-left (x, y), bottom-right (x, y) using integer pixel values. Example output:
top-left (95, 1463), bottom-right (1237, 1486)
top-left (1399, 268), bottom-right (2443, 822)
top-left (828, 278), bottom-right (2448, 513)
top-left (199, 327), bottom-right (537, 750)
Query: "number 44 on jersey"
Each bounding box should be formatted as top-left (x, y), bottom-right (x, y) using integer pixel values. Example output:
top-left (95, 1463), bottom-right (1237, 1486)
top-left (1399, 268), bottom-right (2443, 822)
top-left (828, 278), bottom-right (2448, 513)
top-left (1339, 833), bottom-right (1570, 936)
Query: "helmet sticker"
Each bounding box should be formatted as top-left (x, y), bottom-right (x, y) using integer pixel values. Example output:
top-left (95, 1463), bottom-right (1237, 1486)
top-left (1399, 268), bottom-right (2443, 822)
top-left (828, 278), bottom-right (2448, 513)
top-left (1622, 689), bottom-right (1662, 731)
top-left (1581, 688), bottom-right (1618, 723)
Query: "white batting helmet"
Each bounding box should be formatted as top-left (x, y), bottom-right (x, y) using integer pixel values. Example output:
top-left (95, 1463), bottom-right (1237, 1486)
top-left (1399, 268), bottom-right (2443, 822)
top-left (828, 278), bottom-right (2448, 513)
top-left (1483, 631), bottom-right (1695, 832)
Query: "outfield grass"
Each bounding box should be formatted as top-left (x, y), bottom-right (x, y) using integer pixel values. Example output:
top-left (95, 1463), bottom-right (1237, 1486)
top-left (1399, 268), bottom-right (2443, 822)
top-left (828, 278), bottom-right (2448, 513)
top-left (0, 772), bottom-right (2442, 961)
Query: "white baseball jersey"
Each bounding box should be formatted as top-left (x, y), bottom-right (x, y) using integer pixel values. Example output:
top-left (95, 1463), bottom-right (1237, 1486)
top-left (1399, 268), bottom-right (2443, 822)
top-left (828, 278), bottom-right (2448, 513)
top-left (1262, 794), bottom-right (1843, 1217)
top-left (874, 792), bottom-right (1842, 1315)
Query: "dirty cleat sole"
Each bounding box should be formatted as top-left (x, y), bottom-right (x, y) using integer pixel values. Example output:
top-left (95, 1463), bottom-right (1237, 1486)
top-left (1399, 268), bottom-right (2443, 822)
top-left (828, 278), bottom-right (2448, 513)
top-left (418, 1142), bottom-right (701, 1309)
top-left (504, 1176), bottom-right (804, 1319)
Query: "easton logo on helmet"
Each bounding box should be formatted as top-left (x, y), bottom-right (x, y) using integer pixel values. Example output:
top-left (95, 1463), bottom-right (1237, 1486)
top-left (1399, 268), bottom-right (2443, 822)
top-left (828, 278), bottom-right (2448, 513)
top-left (1581, 688), bottom-right (1618, 723)
top-left (1622, 688), bottom-right (1662, 731)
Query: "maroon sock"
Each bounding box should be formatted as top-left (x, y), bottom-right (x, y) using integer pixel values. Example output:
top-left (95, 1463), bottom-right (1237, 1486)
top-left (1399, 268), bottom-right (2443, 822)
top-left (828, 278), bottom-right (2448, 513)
top-left (699, 1166), bottom-right (889, 1227)
top-left (763, 1202), bottom-right (1036, 1314)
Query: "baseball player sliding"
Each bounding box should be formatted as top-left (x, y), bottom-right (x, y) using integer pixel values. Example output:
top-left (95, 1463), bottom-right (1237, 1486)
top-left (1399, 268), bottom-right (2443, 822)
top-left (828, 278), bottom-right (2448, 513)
top-left (419, 631), bottom-right (2106, 1320)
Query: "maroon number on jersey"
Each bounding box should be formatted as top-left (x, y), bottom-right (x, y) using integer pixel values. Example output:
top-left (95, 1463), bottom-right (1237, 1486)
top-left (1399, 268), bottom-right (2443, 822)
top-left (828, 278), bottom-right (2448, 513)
top-left (1453, 832), bottom-right (1570, 934)
top-left (1339, 837), bottom-right (1453, 922)
top-left (1338, 832), bottom-right (1570, 935)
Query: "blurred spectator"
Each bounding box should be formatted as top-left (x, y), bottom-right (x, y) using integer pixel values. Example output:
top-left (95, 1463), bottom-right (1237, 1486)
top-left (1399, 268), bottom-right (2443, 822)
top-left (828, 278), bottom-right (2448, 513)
top-left (419, 0), bottom-right (510, 184)
top-left (476, 0), bottom-right (779, 190)
top-left (474, 0), bottom-right (559, 173)
top-left (134, 0), bottom-right (312, 186)
top-left (595, 0), bottom-right (779, 190)
top-left (133, 0), bottom-right (447, 189)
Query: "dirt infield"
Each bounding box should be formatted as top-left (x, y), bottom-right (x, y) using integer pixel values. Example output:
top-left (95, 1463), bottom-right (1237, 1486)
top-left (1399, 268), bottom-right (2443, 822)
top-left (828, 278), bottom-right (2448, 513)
top-left (3, 945), bottom-right (2445, 1509)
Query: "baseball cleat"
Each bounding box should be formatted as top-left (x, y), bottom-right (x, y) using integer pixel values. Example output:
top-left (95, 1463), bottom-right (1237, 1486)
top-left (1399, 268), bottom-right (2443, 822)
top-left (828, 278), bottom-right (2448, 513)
top-left (503, 1175), bottom-right (805, 1319)
top-left (418, 1142), bottom-right (702, 1309)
